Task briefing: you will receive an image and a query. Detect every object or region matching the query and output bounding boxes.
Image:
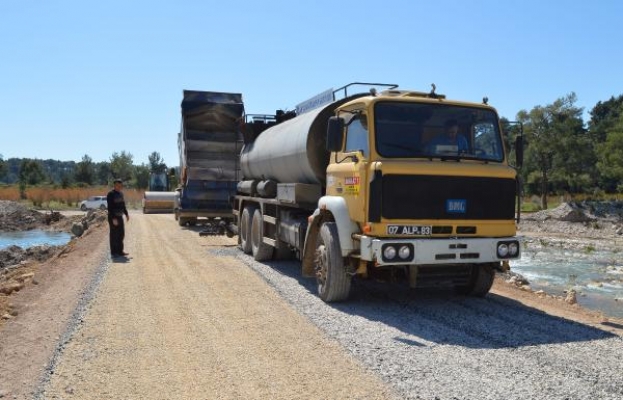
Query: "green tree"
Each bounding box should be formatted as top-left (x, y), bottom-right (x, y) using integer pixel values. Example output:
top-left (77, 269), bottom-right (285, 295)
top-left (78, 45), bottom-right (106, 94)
top-left (588, 95), bottom-right (623, 191)
top-left (60, 173), bottom-right (73, 189)
top-left (134, 164), bottom-right (150, 189)
top-left (596, 106), bottom-right (623, 191)
top-left (95, 162), bottom-right (112, 185)
top-left (148, 151), bottom-right (167, 173)
top-left (74, 154), bottom-right (96, 185)
top-left (0, 154), bottom-right (7, 182)
top-left (588, 95), bottom-right (623, 143)
top-left (18, 159), bottom-right (46, 185)
top-left (517, 93), bottom-right (587, 208)
top-left (109, 151), bottom-right (134, 184)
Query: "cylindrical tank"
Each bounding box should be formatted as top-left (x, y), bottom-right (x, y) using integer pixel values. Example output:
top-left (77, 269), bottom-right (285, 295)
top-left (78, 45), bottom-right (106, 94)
top-left (240, 95), bottom-right (364, 185)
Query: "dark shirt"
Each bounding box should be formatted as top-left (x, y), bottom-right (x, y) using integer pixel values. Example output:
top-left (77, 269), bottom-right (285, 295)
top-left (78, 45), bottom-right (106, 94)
top-left (107, 189), bottom-right (128, 218)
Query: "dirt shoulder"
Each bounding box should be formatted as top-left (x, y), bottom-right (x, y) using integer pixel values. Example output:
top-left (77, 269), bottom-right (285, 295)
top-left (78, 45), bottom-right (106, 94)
top-left (491, 276), bottom-right (623, 336)
top-left (0, 218), bottom-right (109, 399)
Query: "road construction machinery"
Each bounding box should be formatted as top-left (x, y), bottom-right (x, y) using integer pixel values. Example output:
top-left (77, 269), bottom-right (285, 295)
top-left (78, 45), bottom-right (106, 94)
top-left (176, 90), bottom-right (244, 227)
top-left (234, 82), bottom-right (522, 302)
top-left (142, 171), bottom-right (176, 214)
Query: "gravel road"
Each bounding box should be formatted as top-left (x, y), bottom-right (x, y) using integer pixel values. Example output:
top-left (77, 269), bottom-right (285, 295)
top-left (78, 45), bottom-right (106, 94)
top-left (235, 252), bottom-right (623, 400)
top-left (2, 212), bottom-right (623, 399)
top-left (40, 214), bottom-right (394, 400)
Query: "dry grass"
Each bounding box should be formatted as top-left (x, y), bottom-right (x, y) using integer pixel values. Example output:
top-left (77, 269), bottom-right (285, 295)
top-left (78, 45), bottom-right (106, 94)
top-left (0, 186), bottom-right (144, 210)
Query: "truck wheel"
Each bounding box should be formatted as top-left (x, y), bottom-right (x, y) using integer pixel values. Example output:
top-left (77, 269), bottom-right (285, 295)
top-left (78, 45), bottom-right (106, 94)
top-left (178, 217), bottom-right (187, 227)
top-left (239, 206), bottom-right (254, 254)
top-left (251, 209), bottom-right (273, 261)
top-left (315, 222), bottom-right (351, 302)
top-left (456, 263), bottom-right (495, 297)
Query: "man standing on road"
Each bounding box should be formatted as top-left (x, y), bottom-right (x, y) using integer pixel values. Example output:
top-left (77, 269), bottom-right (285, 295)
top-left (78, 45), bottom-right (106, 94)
top-left (107, 178), bottom-right (130, 258)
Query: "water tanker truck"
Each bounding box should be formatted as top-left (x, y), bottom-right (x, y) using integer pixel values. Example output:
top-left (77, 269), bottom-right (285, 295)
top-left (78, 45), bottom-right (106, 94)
top-left (234, 82), bottom-right (522, 302)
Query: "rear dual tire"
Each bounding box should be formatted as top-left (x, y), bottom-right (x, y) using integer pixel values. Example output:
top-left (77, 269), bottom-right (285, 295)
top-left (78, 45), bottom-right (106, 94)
top-left (251, 209), bottom-right (273, 261)
top-left (239, 206), bottom-right (254, 254)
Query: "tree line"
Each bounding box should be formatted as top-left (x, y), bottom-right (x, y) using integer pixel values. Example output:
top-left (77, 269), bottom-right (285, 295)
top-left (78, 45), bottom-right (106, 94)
top-left (1, 92), bottom-right (623, 210)
top-left (512, 93), bottom-right (623, 209)
top-left (0, 151), bottom-right (176, 190)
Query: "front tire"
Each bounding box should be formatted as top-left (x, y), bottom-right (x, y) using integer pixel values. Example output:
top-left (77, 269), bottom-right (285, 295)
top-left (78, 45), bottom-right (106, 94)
top-left (315, 222), bottom-right (351, 302)
top-left (80, 204), bottom-right (87, 211)
top-left (251, 209), bottom-right (273, 261)
top-left (456, 263), bottom-right (495, 297)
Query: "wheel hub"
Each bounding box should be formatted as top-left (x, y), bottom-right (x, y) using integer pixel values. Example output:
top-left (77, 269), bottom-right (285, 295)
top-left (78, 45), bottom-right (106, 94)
top-left (315, 244), bottom-right (327, 285)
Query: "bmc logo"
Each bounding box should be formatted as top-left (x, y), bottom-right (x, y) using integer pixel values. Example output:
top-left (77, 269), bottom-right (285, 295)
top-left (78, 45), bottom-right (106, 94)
top-left (446, 199), bottom-right (467, 213)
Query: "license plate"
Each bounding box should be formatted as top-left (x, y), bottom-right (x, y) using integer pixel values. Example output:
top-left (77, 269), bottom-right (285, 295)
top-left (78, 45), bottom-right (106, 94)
top-left (386, 225), bottom-right (432, 235)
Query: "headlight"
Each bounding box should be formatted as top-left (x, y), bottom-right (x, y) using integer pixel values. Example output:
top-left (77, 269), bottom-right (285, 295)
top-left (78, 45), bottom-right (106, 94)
top-left (398, 245), bottom-right (411, 260)
top-left (508, 242), bottom-right (519, 256)
top-left (383, 246), bottom-right (397, 260)
top-left (497, 243), bottom-right (509, 258)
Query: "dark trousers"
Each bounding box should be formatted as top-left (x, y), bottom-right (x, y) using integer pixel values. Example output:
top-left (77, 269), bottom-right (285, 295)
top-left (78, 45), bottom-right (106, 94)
top-left (108, 216), bottom-right (125, 255)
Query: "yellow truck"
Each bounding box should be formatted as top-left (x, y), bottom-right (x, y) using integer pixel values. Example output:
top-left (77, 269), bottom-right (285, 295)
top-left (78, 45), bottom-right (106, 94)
top-left (234, 83), bottom-right (522, 302)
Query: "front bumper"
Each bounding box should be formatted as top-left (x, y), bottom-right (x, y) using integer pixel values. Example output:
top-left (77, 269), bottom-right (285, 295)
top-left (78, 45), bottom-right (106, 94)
top-left (358, 236), bottom-right (521, 266)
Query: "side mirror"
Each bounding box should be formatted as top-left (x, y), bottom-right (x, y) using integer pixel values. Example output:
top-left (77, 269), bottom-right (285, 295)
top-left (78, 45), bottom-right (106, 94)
top-left (326, 117), bottom-right (344, 152)
top-left (515, 135), bottom-right (523, 168)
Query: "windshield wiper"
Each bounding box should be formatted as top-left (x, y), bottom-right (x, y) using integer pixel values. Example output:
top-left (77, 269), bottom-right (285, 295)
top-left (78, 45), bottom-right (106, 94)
top-left (383, 143), bottom-right (420, 152)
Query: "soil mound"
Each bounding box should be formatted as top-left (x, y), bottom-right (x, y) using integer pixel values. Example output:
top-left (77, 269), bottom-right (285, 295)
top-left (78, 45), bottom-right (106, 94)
top-left (526, 201), bottom-right (623, 223)
top-left (0, 200), bottom-right (50, 231)
top-left (0, 245), bottom-right (59, 269)
top-left (528, 202), bottom-right (594, 223)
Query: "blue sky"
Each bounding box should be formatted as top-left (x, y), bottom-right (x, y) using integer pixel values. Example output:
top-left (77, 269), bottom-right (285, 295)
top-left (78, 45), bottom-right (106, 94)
top-left (1, 0), bottom-right (622, 167)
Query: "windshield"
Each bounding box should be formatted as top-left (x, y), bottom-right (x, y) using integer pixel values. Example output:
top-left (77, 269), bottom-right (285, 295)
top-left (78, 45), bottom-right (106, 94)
top-left (374, 101), bottom-right (505, 162)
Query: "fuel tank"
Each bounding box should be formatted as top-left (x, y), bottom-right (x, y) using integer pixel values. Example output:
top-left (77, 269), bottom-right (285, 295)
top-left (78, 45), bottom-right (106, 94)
top-left (240, 95), bottom-right (362, 185)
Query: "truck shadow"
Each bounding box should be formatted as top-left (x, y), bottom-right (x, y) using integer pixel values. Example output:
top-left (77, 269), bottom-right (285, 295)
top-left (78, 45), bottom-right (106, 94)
top-left (262, 259), bottom-right (617, 349)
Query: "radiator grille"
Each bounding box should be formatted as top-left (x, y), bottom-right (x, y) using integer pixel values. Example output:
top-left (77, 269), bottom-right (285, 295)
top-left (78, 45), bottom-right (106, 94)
top-left (380, 175), bottom-right (516, 220)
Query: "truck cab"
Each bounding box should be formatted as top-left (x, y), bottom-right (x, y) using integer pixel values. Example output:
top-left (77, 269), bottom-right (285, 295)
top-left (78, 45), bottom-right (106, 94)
top-left (312, 88), bottom-right (520, 299)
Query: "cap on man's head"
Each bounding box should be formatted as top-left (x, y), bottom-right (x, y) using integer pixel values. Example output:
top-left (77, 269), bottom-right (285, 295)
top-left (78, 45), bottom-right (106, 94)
top-left (113, 178), bottom-right (123, 184)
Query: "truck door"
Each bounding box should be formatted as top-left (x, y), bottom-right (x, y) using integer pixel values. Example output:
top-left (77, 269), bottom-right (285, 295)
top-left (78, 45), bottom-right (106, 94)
top-left (326, 113), bottom-right (369, 224)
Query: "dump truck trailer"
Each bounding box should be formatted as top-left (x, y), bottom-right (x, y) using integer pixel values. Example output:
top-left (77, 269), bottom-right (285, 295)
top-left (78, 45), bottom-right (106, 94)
top-left (234, 83), bottom-right (522, 302)
top-left (176, 90), bottom-right (244, 226)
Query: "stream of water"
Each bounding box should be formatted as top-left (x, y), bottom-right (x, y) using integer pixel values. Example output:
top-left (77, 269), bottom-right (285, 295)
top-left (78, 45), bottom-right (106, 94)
top-left (511, 240), bottom-right (623, 319)
top-left (0, 230), bottom-right (71, 250)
